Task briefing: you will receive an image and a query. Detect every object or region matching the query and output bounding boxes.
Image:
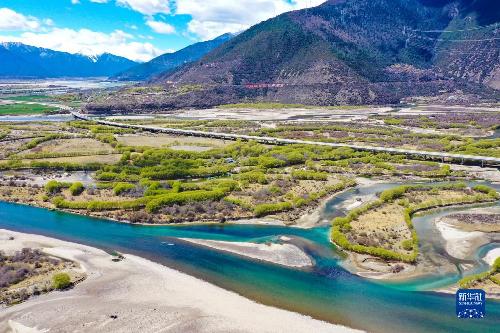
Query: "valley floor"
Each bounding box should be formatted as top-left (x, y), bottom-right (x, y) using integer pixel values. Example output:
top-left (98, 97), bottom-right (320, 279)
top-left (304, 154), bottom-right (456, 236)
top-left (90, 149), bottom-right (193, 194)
top-left (0, 229), bottom-right (360, 333)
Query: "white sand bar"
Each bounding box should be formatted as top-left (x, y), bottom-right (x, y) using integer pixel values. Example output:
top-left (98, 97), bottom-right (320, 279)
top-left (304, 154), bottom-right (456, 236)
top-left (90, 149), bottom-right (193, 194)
top-left (180, 238), bottom-right (313, 268)
top-left (483, 247), bottom-right (500, 266)
top-left (0, 229), bottom-right (360, 333)
top-left (435, 221), bottom-right (486, 260)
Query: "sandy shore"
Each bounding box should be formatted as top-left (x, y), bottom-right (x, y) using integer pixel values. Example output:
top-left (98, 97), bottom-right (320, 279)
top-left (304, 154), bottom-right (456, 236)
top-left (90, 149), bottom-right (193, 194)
top-left (179, 238), bottom-right (313, 268)
top-left (341, 252), bottom-right (419, 280)
top-left (0, 229), bottom-right (361, 333)
top-left (483, 247), bottom-right (500, 266)
top-left (435, 220), bottom-right (488, 260)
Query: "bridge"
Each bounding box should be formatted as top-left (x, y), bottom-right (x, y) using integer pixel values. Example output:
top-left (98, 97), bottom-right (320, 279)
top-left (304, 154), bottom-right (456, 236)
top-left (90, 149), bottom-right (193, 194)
top-left (71, 111), bottom-right (500, 168)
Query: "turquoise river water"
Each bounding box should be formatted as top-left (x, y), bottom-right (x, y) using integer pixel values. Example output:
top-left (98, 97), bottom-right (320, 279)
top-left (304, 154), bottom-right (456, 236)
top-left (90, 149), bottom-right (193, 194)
top-left (0, 182), bottom-right (499, 333)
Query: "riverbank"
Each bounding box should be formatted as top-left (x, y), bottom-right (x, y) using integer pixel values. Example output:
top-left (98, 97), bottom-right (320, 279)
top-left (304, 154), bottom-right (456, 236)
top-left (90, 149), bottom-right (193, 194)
top-left (0, 229), bottom-right (361, 333)
top-left (435, 206), bottom-right (500, 260)
top-left (294, 177), bottom-right (385, 228)
top-left (333, 184), bottom-right (500, 282)
top-left (484, 248), bottom-right (500, 266)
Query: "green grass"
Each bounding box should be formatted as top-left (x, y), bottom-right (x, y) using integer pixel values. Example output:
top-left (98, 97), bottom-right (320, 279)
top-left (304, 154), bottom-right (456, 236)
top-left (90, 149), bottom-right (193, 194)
top-left (0, 103), bottom-right (59, 115)
top-left (2, 95), bottom-right (52, 102)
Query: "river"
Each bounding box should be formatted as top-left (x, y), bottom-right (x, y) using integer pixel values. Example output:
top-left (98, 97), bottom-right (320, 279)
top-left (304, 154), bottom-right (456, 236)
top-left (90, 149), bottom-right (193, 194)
top-left (0, 182), bottom-right (499, 333)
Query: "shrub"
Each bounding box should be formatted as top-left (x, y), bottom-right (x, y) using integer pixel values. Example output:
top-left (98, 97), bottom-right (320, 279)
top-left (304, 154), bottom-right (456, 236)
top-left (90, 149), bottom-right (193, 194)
top-left (145, 189), bottom-right (227, 213)
top-left (235, 170), bottom-right (268, 184)
top-left (254, 202), bottom-right (292, 217)
top-left (291, 170), bottom-right (328, 181)
top-left (69, 182), bottom-right (84, 196)
top-left (401, 239), bottom-right (413, 251)
top-left (458, 271), bottom-right (490, 289)
top-left (113, 182), bottom-right (135, 195)
top-left (45, 180), bottom-right (71, 194)
top-left (473, 184), bottom-right (499, 199)
top-left (379, 186), bottom-right (407, 202)
top-left (384, 118), bottom-right (403, 125)
top-left (493, 257), bottom-right (500, 273)
top-left (52, 272), bottom-right (71, 290)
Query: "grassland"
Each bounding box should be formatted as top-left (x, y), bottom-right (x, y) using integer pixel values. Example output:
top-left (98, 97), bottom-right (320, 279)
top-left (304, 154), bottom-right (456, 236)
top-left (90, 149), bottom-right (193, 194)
top-left (1, 95), bottom-right (52, 102)
top-left (0, 103), bottom-right (59, 115)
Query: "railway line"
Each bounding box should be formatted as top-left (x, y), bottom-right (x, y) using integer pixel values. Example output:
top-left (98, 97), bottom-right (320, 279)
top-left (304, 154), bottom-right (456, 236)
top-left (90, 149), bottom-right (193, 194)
top-left (71, 111), bottom-right (500, 168)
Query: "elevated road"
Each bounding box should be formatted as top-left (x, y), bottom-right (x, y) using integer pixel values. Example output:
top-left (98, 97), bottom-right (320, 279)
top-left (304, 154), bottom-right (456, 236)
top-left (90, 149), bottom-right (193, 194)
top-left (71, 111), bottom-right (500, 168)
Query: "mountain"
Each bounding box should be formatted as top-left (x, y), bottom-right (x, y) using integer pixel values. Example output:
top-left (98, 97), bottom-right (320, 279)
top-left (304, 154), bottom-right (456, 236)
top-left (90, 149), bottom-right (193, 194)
top-left (0, 42), bottom-right (138, 78)
top-left (111, 33), bottom-right (234, 81)
top-left (85, 0), bottom-right (499, 113)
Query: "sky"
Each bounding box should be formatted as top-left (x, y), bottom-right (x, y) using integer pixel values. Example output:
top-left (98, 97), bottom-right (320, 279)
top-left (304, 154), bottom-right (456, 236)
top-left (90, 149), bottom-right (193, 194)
top-left (0, 0), bottom-right (325, 62)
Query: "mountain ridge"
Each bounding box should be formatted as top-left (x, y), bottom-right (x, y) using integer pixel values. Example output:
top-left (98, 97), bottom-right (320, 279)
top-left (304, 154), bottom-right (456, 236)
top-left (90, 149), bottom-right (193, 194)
top-left (0, 42), bottom-right (138, 78)
top-left (85, 0), bottom-right (499, 113)
top-left (111, 33), bottom-right (235, 81)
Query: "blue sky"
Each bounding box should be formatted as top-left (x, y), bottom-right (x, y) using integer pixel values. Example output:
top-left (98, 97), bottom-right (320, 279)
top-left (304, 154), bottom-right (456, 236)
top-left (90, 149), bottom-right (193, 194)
top-left (0, 0), bottom-right (324, 62)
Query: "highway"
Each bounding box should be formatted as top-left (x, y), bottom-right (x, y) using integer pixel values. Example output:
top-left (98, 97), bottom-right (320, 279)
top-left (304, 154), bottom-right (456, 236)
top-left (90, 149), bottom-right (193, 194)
top-left (71, 111), bottom-right (500, 168)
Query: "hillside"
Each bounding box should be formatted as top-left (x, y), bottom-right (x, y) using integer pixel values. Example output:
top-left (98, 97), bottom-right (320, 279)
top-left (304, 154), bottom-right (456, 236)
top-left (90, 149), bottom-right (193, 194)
top-left (112, 33), bottom-right (234, 81)
top-left (85, 0), bottom-right (499, 113)
top-left (0, 43), bottom-right (138, 78)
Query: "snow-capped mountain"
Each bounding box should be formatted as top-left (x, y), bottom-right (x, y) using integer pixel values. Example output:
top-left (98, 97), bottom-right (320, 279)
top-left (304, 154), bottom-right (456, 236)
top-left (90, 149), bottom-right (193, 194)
top-left (0, 42), bottom-right (138, 78)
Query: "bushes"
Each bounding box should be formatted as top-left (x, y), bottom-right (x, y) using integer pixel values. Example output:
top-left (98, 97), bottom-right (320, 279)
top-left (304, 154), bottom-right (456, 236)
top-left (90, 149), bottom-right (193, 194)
top-left (69, 182), bottom-right (84, 196)
top-left (52, 196), bottom-right (147, 211)
top-left (384, 118), bottom-right (403, 125)
top-left (52, 273), bottom-right (71, 290)
top-left (254, 202), bottom-right (293, 217)
top-left (331, 226), bottom-right (416, 262)
top-left (458, 256), bottom-right (500, 288)
top-left (473, 184), bottom-right (499, 199)
top-left (401, 239), bottom-right (413, 251)
top-left (45, 180), bottom-right (71, 194)
top-left (113, 182), bottom-right (135, 195)
top-left (331, 183), bottom-right (494, 263)
top-left (494, 257), bottom-right (500, 272)
top-left (291, 170), bottom-right (328, 181)
top-left (258, 156), bottom-right (286, 169)
top-left (23, 134), bottom-right (66, 150)
top-left (379, 186), bottom-right (407, 202)
top-left (459, 271), bottom-right (491, 289)
top-left (235, 170), bottom-right (268, 184)
top-left (146, 189), bottom-right (227, 213)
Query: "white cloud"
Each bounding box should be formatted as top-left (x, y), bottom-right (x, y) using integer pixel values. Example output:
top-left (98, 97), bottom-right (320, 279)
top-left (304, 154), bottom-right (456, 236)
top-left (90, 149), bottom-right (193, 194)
top-left (0, 28), bottom-right (164, 62)
top-left (146, 19), bottom-right (175, 34)
top-left (71, 0), bottom-right (80, 4)
top-left (0, 8), bottom-right (42, 31)
top-left (116, 0), bottom-right (170, 15)
top-left (90, 0), bottom-right (109, 3)
top-left (176, 0), bottom-right (325, 40)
